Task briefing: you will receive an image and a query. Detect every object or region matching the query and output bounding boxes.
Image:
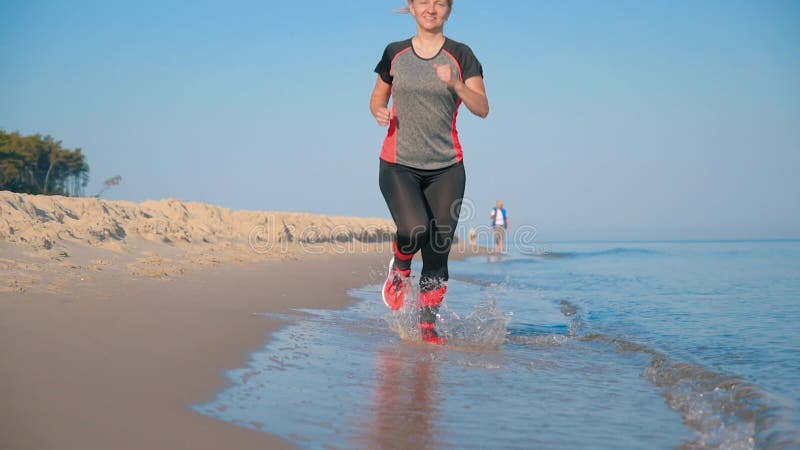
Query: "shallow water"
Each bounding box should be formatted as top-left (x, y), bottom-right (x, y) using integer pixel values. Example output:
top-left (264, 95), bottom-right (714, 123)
top-left (195, 241), bottom-right (800, 449)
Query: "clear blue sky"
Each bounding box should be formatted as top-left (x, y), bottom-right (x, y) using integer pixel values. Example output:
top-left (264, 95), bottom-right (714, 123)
top-left (1, 0), bottom-right (798, 241)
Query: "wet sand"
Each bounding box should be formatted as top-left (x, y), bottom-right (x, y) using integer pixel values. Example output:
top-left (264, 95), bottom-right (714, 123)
top-left (0, 250), bottom-right (391, 450)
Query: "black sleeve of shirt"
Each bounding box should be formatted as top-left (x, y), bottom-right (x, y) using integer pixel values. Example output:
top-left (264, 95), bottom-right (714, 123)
top-left (374, 46), bottom-right (393, 84)
top-left (374, 40), bottom-right (412, 85)
top-left (445, 39), bottom-right (484, 81)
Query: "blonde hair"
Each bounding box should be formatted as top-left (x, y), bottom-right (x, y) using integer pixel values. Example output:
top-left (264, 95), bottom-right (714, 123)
top-left (393, 0), bottom-right (453, 14)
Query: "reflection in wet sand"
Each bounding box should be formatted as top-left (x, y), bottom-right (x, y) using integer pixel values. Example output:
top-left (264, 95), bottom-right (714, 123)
top-left (358, 346), bottom-right (441, 450)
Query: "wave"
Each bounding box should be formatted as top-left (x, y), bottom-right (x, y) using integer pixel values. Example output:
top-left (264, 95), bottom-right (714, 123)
top-left (522, 248), bottom-right (660, 259)
top-left (585, 334), bottom-right (799, 449)
top-left (519, 250), bottom-right (571, 259)
top-left (573, 248), bottom-right (661, 258)
top-left (512, 300), bottom-right (799, 449)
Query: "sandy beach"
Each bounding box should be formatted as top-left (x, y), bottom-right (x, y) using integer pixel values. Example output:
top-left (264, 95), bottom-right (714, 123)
top-left (0, 191), bottom-right (402, 449)
top-left (1, 252), bottom-right (398, 450)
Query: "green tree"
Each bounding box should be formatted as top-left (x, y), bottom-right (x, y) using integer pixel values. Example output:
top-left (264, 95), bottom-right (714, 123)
top-left (0, 130), bottom-right (89, 196)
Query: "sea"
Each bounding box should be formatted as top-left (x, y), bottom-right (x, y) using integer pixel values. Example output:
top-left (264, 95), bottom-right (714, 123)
top-left (194, 240), bottom-right (800, 449)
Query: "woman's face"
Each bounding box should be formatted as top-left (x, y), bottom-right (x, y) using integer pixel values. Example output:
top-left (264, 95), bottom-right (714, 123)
top-left (408, 0), bottom-right (451, 32)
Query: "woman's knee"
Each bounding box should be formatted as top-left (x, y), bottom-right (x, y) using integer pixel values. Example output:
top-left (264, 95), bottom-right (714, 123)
top-left (396, 223), bottom-right (429, 250)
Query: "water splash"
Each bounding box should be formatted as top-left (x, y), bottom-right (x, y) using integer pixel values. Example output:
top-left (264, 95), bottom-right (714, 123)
top-left (384, 284), bottom-right (511, 350)
top-left (196, 279), bottom-right (689, 448)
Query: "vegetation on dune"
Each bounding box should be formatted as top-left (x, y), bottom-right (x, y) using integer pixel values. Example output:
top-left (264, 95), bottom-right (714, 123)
top-left (0, 130), bottom-right (90, 196)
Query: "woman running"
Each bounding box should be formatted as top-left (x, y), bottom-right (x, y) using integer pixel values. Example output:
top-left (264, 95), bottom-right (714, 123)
top-left (370, 0), bottom-right (489, 344)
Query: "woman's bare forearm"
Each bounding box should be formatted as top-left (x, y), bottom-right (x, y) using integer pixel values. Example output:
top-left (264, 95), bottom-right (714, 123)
top-left (370, 77), bottom-right (393, 126)
top-left (453, 79), bottom-right (489, 118)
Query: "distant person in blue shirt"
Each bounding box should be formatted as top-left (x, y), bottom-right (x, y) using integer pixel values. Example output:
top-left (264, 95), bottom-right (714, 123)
top-left (490, 200), bottom-right (509, 253)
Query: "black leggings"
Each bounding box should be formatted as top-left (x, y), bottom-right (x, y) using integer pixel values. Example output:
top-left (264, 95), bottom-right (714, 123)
top-left (379, 159), bottom-right (466, 293)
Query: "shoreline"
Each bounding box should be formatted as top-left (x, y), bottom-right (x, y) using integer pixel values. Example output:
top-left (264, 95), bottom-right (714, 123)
top-left (0, 250), bottom-right (394, 450)
top-left (0, 191), bottom-right (488, 449)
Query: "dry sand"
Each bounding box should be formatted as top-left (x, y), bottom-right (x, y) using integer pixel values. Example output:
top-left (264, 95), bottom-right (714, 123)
top-left (0, 191), bottom-right (395, 293)
top-left (0, 191), bottom-right (484, 449)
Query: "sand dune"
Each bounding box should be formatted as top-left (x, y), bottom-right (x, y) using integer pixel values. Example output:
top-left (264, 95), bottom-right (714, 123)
top-left (0, 191), bottom-right (394, 250)
top-left (0, 191), bottom-right (395, 289)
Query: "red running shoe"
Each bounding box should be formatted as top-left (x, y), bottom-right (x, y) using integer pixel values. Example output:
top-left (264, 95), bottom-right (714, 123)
top-left (420, 323), bottom-right (447, 345)
top-left (382, 257), bottom-right (410, 311)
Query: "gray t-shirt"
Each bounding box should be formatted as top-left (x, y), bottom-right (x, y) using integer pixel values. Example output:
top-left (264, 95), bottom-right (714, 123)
top-left (375, 38), bottom-right (483, 170)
